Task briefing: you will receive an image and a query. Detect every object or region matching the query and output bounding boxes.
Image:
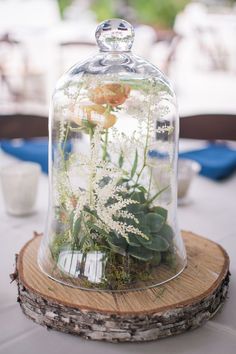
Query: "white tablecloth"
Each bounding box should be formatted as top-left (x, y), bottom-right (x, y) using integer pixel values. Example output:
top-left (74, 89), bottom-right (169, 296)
top-left (0, 147), bottom-right (236, 354)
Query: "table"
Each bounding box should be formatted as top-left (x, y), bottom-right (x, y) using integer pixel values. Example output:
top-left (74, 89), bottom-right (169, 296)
top-left (0, 146), bottom-right (236, 354)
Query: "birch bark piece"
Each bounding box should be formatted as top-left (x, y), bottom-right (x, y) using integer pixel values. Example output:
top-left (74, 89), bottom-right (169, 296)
top-left (14, 231), bottom-right (230, 342)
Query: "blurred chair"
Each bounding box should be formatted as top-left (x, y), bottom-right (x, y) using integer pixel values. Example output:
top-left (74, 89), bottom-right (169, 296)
top-left (195, 27), bottom-right (229, 71)
top-left (180, 114), bottom-right (236, 141)
top-left (59, 41), bottom-right (96, 74)
top-left (150, 34), bottom-right (182, 75)
top-left (163, 35), bottom-right (182, 74)
top-left (0, 32), bottom-right (27, 102)
top-left (0, 114), bottom-right (48, 139)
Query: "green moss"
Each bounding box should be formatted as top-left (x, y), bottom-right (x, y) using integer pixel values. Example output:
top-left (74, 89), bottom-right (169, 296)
top-left (162, 250), bottom-right (177, 269)
top-left (50, 232), bottom-right (70, 261)
top-left (80, 253), bottom-right (156, 290)
top-left (50, 230), bottom-right (177, 290)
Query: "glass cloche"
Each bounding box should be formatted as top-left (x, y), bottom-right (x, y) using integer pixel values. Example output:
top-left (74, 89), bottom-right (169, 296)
top-left (38, 19), bottom-right (187, 291)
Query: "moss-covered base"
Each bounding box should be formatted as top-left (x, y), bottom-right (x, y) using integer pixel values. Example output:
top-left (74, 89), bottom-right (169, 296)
top-left (76, 252), bottom-right (177, 291)
top-left (50, 236), bottom-right (179, 290)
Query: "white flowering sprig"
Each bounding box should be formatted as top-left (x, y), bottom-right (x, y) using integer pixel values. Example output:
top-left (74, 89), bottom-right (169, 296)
top-left (55, 123), bottom-right (149, 244)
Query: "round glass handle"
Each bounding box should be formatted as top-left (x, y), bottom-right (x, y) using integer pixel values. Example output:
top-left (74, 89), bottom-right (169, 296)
top-left (95, 18), bottom-right (134, 52)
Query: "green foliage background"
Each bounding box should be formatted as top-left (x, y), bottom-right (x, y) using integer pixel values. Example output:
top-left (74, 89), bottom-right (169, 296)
top-left (91, 0), bottom-right (189, 28)
top-left (58, 0), bottom-right (189, 28)
top-left (57, 0), bottom-right (73, 17)
top-left (129, 0), bottom-right (189, 28)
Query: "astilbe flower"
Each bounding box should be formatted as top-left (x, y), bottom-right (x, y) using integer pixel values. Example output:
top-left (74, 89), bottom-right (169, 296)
top-left (57, 126), bottom-right (148, 241)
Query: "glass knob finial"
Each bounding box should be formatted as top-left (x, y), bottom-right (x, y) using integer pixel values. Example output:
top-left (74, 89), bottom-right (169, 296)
top-left (95, 19), bottom-right (134, 52)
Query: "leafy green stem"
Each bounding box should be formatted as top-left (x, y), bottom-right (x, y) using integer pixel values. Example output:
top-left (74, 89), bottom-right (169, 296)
top-left (62, 122), bottom-right (70, 152)
top-left (102, 128), bottom-right (109, 161)
top-left (135, 95), bottom-right (153, 185)
top-left (58, 121), bottom-right (74, 196)
top-left (147, 167), bottom-right (153, 198)
top-left (145, 185), bottom-right (169, 206)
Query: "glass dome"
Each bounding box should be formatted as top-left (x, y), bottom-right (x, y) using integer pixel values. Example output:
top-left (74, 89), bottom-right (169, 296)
top-left (38, 19), bottom-right (187, 291)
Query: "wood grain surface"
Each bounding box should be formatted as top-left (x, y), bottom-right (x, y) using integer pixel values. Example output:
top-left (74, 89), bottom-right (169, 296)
top-left (15, 231), bottom-right (230, 342)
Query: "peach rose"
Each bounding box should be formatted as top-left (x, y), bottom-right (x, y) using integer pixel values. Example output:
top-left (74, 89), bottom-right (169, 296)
top-left (89, 83), bottom-right (130, 107)
top-left (73, 104), bottom-right (117, 129)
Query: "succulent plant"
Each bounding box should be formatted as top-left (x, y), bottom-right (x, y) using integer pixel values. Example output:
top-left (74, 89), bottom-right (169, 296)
top-left (106, 190), bottom-right (173, 262)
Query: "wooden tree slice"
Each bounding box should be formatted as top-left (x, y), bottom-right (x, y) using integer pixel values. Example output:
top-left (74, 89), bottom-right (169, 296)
top-left (14, 231), bottom-right (230, 342)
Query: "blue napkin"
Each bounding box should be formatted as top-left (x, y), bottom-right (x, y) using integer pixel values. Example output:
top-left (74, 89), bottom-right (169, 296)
top-left (0, 139), bottom-right (72, 174)
top-left (1, 140), bottom-right (236, 180)
top-left (179, 144), bottom-right (236, 180)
